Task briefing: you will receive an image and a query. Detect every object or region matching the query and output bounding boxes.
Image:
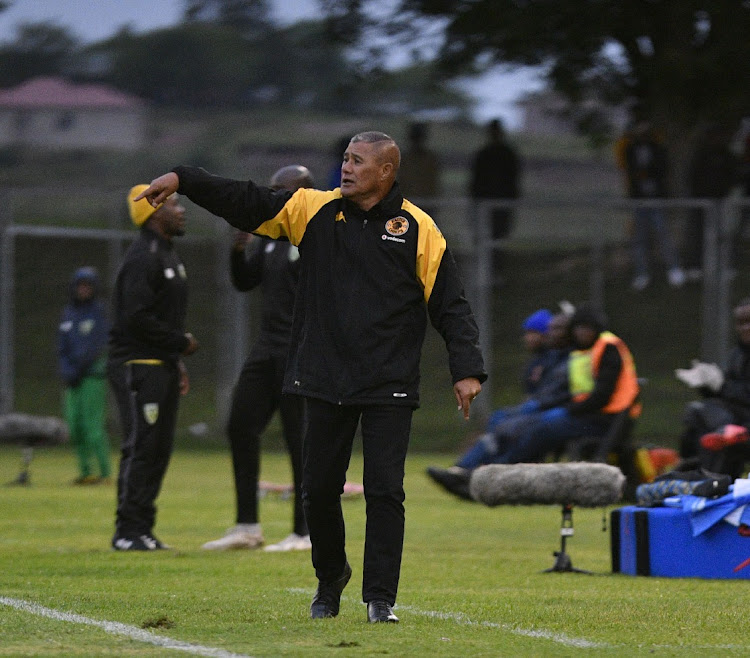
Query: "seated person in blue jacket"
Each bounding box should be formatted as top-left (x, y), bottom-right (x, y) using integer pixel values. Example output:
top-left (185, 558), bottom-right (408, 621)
top-left (429, 304), bottom-right (640, 499)
top-left (675, 298), bottom-right (750, 480)
top-left (428, 311), bottom-right (570, 489)
top-left (485, 307), bottom-right (554, 433)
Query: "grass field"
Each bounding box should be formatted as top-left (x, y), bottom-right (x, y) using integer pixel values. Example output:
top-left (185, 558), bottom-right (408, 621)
top-left (2, 446), bottom-right (750, 657)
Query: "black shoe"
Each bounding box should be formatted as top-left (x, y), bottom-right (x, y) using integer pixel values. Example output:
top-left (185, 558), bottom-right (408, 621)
top-left (112, 533), bottom-right (168, 551)
top-left (367, 600), bottom-right (399, 623)
top-left (426, 466), bottom-right (473, 501)
top-left (310, 562), bottom-right (352, 619)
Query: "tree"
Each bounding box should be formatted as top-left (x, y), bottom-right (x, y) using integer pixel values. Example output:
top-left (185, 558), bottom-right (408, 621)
top-left (0, 22), bottom-right (79, 87)
top-left (183, 0), bottom-right (273, 38)
top-left (78, 23), bottom-right (273, 108)
top-left (325, 0), bottom-right (750, 191)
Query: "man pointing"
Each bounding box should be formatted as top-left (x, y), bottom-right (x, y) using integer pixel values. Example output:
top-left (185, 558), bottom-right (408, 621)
top-left (137, 131), bottom-right (486, 623)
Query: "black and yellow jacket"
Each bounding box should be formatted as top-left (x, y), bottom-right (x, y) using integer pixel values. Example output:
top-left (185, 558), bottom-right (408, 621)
top-left (174, 165), bottom-right (487, 407)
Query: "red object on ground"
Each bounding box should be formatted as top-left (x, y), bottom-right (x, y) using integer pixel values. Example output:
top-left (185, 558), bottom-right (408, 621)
top-left (648, 447), bottom-right (679, 474)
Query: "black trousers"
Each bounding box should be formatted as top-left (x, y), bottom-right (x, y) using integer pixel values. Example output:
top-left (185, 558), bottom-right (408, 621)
top-left (302, 398), bottom-right (413, 605)
top-left (227, 354), bottom-right (306, 535)
top-left (109, 361), bottom-right (180, 537)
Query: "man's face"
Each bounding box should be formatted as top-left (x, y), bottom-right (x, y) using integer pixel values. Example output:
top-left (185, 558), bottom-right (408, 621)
top-left (546, 315), bottom-right (570, 349)
top-left (157, 195), bottom-right (186, 237)
top-left (340, 141), bottom-right (385, 203)
top-left (572, 324), bottom-right (598, 350)
top-left (522, 329), bottom-right (545, 353)
top-left (734, 304), bottom-right (750, 345)
top-left (75, 281), bottom-right (94, 303)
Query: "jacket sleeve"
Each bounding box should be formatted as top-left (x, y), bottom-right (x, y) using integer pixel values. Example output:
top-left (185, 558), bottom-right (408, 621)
top-left (175, 166), bottom-right (340, 245)
top-left (567, 344), bottom-right (621, 415)
top-left (174, 165), bottom-right (292, 233)
top-left (230, 240), bottom-right (264, 292)
top-left (426, 247), bottom-right (487, 384)
top-left (57, 310), bottom-right (78, 385)
top-left (119, 252), bottom-right (190, 354)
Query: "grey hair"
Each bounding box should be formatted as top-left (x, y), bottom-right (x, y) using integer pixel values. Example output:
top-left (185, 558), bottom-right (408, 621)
top-left (351, 130), bottom-right (394, 144)
top-left (350, 131), bottom-right (401, 169)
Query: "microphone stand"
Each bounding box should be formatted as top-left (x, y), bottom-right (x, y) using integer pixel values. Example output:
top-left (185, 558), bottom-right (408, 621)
top-left (543, 503), bottom-right (592, 574)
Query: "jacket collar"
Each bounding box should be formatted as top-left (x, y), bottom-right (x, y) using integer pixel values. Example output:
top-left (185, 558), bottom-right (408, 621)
top-left (344, 182), bottom-right (404, 220)
top-left (140, 224), bottom-right (173, 248)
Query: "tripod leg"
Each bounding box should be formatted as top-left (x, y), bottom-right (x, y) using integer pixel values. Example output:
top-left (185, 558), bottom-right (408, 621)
top-left (542, 504), bottom-right (592, 574)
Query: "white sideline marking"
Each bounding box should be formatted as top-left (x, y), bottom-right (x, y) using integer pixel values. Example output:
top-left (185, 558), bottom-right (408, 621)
top-left (287, 588), bottom-right (608, 649)
top-left (395, 604), bottom-right (609, 649)
top-left (0, 597), bottom-right (252, 658)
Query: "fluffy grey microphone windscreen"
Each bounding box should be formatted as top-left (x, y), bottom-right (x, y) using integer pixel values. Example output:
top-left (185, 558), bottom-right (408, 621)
top-left (469, 462), bottom-right (625, 508)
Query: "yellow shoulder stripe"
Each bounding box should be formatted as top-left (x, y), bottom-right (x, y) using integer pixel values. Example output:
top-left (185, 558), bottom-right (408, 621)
top-left (254, 188), bottom-right (342, 245)
top-left (402, 199), bottom-right (446, 302)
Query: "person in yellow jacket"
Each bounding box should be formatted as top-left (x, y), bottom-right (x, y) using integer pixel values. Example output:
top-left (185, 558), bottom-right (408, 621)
top-left (490, 303), bottom-right (640, 464)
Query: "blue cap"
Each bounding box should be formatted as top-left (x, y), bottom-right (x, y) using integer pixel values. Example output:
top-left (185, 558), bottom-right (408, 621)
top-left (522, 309), bottom-right (553, 333)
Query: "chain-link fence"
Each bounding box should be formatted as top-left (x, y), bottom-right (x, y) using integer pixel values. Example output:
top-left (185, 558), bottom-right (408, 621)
top-left (1, 188), bottom-right (748, 449)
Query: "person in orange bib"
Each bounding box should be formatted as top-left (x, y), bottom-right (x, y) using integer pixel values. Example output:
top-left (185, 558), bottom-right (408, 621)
top-left (492, 303), bottom-right (640, 464)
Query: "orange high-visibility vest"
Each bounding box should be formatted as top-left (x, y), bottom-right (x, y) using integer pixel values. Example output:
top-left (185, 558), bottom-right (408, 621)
top-left (569, 331), bottom-right (640, 417)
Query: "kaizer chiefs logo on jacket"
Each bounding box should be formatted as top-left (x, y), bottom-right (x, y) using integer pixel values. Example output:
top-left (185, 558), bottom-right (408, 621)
top-left (385, 217), bottom-right (409, 236)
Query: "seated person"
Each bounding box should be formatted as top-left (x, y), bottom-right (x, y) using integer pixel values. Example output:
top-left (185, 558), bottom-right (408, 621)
top-left (431, 312), bottom-right (571, 478)
top-left (429, 304), bottom-right (640, 499)
top-left (485, 308), bottom-right (560, 434)
top-left (675, 298), bottom-right (750, 480)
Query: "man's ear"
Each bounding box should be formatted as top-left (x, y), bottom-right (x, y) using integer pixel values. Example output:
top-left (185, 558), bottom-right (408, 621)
top-left (381, 162), bottom-right (393, 180)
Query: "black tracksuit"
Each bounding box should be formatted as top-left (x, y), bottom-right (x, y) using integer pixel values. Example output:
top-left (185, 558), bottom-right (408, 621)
top-left (227, 238), bottom-right (306, 535)
top-left (108, 226), bottom-right (189, 539)
top-left (174, 165), bottom-right (486, 605)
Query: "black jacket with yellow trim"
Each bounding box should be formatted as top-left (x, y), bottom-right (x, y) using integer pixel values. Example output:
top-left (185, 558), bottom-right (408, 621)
top-left (174, 165), bottom-right (486, 407)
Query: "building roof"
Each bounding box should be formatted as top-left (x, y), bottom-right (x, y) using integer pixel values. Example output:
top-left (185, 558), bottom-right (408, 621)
top-left (0, 76), bottom-right (145, 109)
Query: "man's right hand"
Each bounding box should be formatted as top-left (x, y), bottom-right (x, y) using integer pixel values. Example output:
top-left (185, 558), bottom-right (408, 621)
top-left (183, 332), bottom-right (199, 356)
top-left (135, 172), bottom-right (179, 207)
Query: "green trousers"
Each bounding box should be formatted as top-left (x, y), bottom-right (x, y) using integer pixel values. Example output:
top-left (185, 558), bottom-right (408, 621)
top-left (64, 376), bottom-right (111, 478)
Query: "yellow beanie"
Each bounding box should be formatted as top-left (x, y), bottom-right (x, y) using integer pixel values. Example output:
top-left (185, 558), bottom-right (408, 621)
top-left (127, 184), bottom-right (161, 227)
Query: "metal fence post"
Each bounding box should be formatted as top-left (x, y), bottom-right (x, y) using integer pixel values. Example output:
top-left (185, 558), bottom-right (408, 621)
top-left (700, 199), bottom-right (721, 363)
top-left (472, 200), bottom-right (493, 418)
top-left (0, 224), bottom-right (15, 413)
top-left (213, 223), bottom-right (249, 428)
top-left (717, 198), bottom-right (737, 366)
top-left (589, 209), bottom-right (606, 312)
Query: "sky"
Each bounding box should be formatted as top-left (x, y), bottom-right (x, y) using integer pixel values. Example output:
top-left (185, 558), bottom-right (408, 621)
top-left (0, 0), bottom-right (543, 129)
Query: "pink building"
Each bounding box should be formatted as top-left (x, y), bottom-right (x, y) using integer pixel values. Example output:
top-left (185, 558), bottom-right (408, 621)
top-left (0, 77), bottom-right (147, 151)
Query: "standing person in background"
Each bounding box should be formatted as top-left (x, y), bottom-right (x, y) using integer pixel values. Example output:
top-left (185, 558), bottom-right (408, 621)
top-left (398, 122), bottom-right (441, 215)
top-left (108, 186), bottom-right (198, 551)
top-left (57, 266), bottom-right (111, 485)
top-left (135, 130), bottom-right (486, 624)
top-left (202, 165), bottom-right (313, 553)
top-left (624, 120), bottom-right (685, 291)
top-left (469, 118), bottom-right (521, 282)
top-left (685, 123), bottom-right (738, 281)
top-left (327, 136), bottom-right (353, 190)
